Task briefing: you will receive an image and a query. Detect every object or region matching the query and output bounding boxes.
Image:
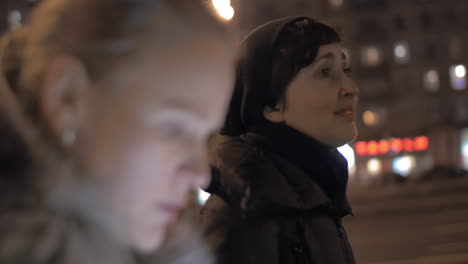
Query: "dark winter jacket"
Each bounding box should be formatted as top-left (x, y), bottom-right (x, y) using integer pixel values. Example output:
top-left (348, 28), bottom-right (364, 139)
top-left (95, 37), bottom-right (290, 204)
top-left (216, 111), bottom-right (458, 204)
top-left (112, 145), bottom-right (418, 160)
top-left (201, 16), bottom-right (355, 264)
top-left (201, 129), bottom-right (355, 264)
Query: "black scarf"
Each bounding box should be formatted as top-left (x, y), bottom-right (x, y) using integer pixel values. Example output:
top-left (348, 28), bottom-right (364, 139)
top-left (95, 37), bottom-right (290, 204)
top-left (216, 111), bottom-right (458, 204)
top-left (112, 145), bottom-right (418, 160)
top-left (250, 122), bottom-right (350, 208)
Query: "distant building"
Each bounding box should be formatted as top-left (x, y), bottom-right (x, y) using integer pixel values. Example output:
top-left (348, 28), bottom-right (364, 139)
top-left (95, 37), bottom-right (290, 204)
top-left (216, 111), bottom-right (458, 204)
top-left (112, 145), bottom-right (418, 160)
top-left (234, 0), bottom-right (468, 184)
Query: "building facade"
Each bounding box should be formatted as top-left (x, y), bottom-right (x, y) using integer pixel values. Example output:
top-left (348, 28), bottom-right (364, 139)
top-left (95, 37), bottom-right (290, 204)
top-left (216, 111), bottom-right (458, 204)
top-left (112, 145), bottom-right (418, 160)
top-left (234, 0), bottom-right (468, 184)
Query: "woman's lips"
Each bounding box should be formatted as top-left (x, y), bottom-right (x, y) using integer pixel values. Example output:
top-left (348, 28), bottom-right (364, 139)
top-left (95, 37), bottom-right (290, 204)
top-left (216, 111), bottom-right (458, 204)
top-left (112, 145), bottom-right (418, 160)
top-left (158, 203), bottom-right (183, 223)
top-left (334, 107), bottom-right (355, 122)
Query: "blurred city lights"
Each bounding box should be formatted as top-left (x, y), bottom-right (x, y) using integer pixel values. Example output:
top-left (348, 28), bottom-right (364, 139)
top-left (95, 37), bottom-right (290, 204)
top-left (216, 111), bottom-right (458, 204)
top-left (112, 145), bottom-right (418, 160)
top-left (368, 141), bottom-right (379, 156)
top-left (450, 64), bottom-right (467, 90)
top-left (393, 155), bottom-right (416, 176)
top-left (455, 65), bottom-right (466, 78)
top-left (363, 110), bottom-right (380, 126)
top-left (212, 0), bottom-right (235, 21)
top-left (394, 42), bottom-right (410, 63)
top-left (355, 137), bottom-right (429, 156)
top-left (424, 69), bottom-right (440, 92)
top-left (198, 189), bottom-right (211, 205)
top-left (361, 46), bottom-right (381, 67)
top-left (378, 140), bottom-right (390, 154)
top-left (338, 144), bottom-right (356, 169)
top-left (367, 158), bottom-right (382, 176)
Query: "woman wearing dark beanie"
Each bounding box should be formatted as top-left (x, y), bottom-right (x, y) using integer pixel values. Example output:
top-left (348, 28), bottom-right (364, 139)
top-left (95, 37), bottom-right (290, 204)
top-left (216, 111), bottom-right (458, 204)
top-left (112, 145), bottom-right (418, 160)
top-left (201, 16), bottom-right (359, 264)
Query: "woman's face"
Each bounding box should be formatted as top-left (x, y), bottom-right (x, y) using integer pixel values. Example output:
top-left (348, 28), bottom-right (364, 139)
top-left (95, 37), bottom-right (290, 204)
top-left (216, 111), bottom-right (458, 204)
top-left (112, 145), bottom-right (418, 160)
top-left (65, 37), bottom-right (234, 252)
top-left (267, 43), bottom-right (359, 147)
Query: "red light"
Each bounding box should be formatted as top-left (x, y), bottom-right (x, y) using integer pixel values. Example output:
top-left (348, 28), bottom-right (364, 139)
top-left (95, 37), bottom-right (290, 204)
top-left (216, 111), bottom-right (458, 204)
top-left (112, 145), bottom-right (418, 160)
top-left (378, 140), bottom-right (390, 154)
top-left (368, 141), bottom-right (379, 155)
top-left (355, 141), bottom-right (368, 156)
top-left (414, 136), bottom-right (429, 151)
top-left (403, 138), bottom-right (414, 152)
top-left (391, 139), bottom-right (403, 153)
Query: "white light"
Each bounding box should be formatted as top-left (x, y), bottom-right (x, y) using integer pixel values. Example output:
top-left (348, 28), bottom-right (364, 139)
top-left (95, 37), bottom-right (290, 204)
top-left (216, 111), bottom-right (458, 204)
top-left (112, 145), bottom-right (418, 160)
top-left (424, 69), bottom-right (440, 92)
top-left (463, 143), bottom-right (468, 157)
top-left (450, 65), bottom-right (467, 90)
top-left (394, 42), bottom-right (410, 63)
top-left (197, 189), bottom-right (211, 205)
top-left (395, 45), bottom-right (407, 58)
top-left (338, 144), bottom-right (355, 169)
top-left (393, 155), bottom-right (415, 177)
top-left (455, 65), bottom-right (466, 78)
top-left (367, 158), bottom-right (382, 176)
top-left (212, 0), bottom-right (235, 21)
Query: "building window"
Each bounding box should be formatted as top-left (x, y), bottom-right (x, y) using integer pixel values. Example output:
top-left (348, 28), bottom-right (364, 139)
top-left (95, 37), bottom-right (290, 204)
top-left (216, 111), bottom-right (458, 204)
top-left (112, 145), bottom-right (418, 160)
top-left (329, 0), bottom-right (344, 8)
top-left (423, 69), bottom-right (440, 92)
top-left (419, 12), bottom-right (433, 29)
top-left (8, 10), bottom-right (22, 30)
top-left (394, 42), bottom-right (410, 63)
top-left (393, 15), bottom-right (406, 31)
top-left (450, 64), bottom-right (467, 90)
top-left (363, 110), bottom-right (380, 126)
top-left (360, 46), bottom-right (381, 67)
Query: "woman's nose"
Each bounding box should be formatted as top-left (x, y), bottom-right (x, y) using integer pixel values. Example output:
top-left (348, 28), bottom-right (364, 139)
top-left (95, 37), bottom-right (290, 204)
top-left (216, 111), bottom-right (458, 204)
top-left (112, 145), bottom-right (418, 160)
top-left (341, 78), bottom-right (359, 98)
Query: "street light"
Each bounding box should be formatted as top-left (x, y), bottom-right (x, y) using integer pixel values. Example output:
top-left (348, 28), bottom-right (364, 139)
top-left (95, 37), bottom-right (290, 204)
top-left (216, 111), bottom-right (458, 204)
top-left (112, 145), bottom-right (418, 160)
top-left (455, 65), bottom-right (466, 78)
top-left (212, 0), bottom-right (234, 21)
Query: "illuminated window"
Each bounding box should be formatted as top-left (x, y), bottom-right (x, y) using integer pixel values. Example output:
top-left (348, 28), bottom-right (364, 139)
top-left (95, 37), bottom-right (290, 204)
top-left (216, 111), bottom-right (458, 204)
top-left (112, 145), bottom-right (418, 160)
top-left (423, 69), bottom-right (440, 92)
top-left (363, 110), bottom-right (380, 126)
top-left (361, 46), bottom-right (381, 67)
top-left (393, 156), bottom-right (416, 176)
top-left (8, 10), bottom-right (22, 30)
top-left (367, 158), bottom-right (382, 176)
top-left (394, 42), bottom-right (410, 63)
top-left (329, 0), bottom-right (344, 8)
top-left (450, 64), bottom-right (467, 90)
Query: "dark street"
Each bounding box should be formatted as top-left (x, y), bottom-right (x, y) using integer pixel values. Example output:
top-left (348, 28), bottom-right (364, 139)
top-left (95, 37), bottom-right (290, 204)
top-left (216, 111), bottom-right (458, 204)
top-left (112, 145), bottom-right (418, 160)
top-left (347, 178), bottom-right (468, 263)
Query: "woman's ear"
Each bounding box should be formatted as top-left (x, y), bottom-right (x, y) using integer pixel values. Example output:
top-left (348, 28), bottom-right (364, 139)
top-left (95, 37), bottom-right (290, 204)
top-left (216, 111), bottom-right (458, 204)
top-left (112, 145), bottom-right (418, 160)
top-left (263, 104), bottom-right (285, 123)
top-left (39, 55), bottom-right (91, 147)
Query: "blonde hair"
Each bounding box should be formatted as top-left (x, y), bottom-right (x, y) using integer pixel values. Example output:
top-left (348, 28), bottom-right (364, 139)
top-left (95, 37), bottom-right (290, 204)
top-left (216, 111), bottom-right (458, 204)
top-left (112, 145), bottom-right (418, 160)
top-left (19, 0), bottom-right (233, 121)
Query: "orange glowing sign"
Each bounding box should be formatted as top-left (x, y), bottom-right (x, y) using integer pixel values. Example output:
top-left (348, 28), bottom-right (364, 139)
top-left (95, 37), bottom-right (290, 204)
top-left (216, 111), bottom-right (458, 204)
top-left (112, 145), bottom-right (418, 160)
top-left (378, 140), bottom-right (390, 154)
top-left (368, 141), bottom-right (379, 155)
top-left (403, 138), bottom-right (414, 152)
top-left (355, 136), bottom-right (429, 156)
top-left (414, 136), bottom-right (429, 151)
top-left (355, 141), bottom-right (368, 156)
top-left (391, 139), bottom-right (403, 153)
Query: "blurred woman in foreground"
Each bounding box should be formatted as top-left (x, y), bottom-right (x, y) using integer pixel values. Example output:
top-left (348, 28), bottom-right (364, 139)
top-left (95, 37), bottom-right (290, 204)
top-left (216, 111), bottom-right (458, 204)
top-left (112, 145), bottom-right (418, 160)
top-left (0, 0), bottom-right (235, 263)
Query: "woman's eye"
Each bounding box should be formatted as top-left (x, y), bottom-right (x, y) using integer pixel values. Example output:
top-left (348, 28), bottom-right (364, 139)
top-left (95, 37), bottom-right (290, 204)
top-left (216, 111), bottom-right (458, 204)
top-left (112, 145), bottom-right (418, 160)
top-left (320, 68), bottom-right (330, 77)
top-left (159, 121), bottom-right (186, 138)
top-left (343, 67), bottom-right (352, 75)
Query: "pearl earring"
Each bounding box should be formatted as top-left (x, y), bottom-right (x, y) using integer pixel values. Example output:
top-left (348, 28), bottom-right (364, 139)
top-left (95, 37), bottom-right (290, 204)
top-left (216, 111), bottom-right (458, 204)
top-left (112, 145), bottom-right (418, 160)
top-left (62, 129), bottom-right (76, 147)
